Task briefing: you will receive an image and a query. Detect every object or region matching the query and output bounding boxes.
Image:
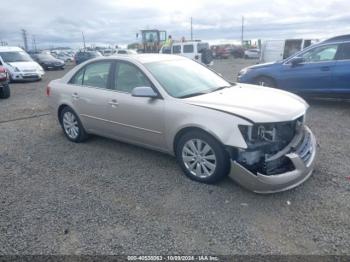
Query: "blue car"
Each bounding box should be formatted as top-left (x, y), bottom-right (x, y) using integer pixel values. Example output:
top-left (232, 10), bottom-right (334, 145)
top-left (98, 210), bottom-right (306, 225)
top-left (237, 35), bottom-right (350, 97)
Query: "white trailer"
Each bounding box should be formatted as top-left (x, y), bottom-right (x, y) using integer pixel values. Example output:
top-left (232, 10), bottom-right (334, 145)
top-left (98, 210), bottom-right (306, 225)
top-left (260, 39), bottom-right (319, 63)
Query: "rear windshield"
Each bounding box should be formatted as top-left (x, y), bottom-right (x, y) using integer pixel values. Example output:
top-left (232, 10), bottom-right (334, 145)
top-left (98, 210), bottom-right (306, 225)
top-left (0, 51), bottom-right (32, 62)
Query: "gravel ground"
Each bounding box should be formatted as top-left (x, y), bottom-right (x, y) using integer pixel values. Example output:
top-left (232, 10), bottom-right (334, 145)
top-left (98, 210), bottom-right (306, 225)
top-left (0, 58), bottom-right (349, 255)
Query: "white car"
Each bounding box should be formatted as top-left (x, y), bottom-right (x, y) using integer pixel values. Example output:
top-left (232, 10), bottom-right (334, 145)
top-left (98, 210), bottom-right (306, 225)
top-left (244, 48), bottom-right (260, 59)
top-left (159, 41), bottom-right (213, 65)
top-left (0, 46), bottom-right (44, 81)
top-left (56, 53), bottom-right (74, 62)
top-left (116, 49), bottom-right (137, 55)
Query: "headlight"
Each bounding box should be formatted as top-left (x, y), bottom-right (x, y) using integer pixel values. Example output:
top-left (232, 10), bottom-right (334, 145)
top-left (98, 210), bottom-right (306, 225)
top-left (14, 67), bottom-right (20, 72)
top-left (238, 68), bottom-right (250, 76)
top-left (239, 118), bottom-right (303, 146)
top-left (239, 124), bottom-right (276, 143)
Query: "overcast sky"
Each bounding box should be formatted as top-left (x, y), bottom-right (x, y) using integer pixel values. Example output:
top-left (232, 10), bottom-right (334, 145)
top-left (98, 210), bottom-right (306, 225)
top-left (1, 0), bottom-right (350, 49)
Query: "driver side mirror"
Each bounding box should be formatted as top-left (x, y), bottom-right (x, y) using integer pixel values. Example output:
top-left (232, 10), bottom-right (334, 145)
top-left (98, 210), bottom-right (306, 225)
top-left (290, 57), bottom-right (305, 66)
top-left (131, 86), bottom-right (158, 98)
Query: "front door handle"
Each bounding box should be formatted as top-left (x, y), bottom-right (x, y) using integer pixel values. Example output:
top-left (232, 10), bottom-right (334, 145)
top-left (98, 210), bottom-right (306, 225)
top-left (72, 92), bottom-right (79, 100)
top-left (321, 66), bottom-right (330, 71)
top-left (108, 99), bottom-right (119, 107)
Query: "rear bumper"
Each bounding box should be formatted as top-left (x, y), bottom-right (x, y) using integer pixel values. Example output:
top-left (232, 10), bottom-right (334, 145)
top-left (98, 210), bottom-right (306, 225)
top-left (229, 126), bottom-right (317, 194)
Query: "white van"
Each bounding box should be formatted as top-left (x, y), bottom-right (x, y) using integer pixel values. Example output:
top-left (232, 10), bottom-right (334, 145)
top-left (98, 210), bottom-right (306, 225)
top-left (0, 46), bottom-right (44, 81)
top-left (259, 39), bottom-right (319, 63)
top-left (159, 41), bottom-right (213, 65)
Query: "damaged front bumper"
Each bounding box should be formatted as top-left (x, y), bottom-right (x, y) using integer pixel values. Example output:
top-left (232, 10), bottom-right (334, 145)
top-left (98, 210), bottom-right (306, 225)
top-left (229, 126), bottom-right (317, 194)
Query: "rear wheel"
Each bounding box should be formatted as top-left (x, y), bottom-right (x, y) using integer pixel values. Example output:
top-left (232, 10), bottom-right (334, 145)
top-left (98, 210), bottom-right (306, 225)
top-left (0, 84), bottom-right (10, 99)
top-left (60, 107), bottom-right (88, 143)
top-left (176, 130), bottom-right (230, 183)
top-left (255, 76), bottom-right (276, 88)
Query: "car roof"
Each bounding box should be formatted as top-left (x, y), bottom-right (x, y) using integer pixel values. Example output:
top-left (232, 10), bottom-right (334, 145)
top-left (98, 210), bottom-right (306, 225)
top-left (322, 34), bottom-right (350, 44)
top-left (96, 54), bottom-right (187, 64)
top-left (0, 46), bottom-right (25, 52)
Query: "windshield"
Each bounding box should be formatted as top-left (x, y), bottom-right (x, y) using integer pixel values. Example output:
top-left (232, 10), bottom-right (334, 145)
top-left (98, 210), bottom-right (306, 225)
top-left (0, 51), bottom-right (32, 62)
top-left (145, 59), bottom-right (230, 98)
top-left (37, 53), bottom-right (55, 60)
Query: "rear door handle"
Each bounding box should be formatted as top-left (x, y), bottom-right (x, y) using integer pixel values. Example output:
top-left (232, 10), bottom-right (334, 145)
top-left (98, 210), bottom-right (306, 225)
top-left (72, 92), bottom-right (79, 99)
top-left (108, 99), bottom-right (119, 107)
top-left (321, 66), bottom-right (330, 71)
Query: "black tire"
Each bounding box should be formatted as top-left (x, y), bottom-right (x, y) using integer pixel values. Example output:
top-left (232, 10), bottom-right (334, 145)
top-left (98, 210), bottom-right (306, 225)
top-left (59, 107), bottom-right (88, 143)
top-left (176, 130), bottom-right (230, 184)
top-left (201, 49), bottom-right (213, 65)
top-left (0, 84), bottom-right (10, 99)
top-left (254, 76), bottom-right (276, 88)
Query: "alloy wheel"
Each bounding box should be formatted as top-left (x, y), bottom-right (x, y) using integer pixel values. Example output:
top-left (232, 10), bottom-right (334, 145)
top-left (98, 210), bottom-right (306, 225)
top-left (182, 139), bottom-right (217, 178)
top-left (62, 111), bottom-right (79, 139)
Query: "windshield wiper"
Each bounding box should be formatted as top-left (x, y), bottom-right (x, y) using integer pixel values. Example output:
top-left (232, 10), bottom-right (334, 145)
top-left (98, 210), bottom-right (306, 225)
top-left (178, 92), bottom-right (208, 98)
top-left (210, 85), bottom-right (232, 92)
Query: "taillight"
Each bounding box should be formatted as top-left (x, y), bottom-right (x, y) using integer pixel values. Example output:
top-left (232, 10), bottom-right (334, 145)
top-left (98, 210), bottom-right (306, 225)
top-left (46, 85), bottom-right (51, 96)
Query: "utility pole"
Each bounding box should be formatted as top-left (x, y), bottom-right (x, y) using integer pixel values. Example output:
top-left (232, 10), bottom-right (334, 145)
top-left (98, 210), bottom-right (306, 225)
top-left (21, 29), bottom-right (28, 51)
top-left (32, 35), bottom-right (37, 52)
top-left (241, 16), bottom-right (244, 46)
top-left (190, 17), bottom-right (193, 40)
top-left (82, 31), bottom-right (86, 49)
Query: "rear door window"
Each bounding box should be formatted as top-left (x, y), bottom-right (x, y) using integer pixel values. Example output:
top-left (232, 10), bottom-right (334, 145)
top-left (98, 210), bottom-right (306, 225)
top-left (82, 61), bottom-right (112, 88)
top-left (183, 45), bottom-right (194, 53)
top-left (69, 68), bottom-right (85, 85)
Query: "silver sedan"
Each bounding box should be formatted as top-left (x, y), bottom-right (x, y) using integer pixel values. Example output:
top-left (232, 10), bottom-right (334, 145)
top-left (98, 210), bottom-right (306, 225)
top-left (47, 54), bottom-right (316, 193)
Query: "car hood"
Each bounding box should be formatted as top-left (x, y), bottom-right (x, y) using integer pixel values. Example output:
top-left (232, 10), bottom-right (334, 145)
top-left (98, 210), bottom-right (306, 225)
top-left (184, 84), bottom-right (308, 123)
top-left (246, 61), bottom-right (281, 70)
top-left (7, 61), bottom-right (41, 70)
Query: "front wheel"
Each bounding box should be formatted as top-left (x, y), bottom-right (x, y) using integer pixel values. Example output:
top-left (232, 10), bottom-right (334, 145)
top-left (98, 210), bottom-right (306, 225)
top-left (0, 84), bottom-right (10, 99)
top-left (254, 76), bottom-right (276, 88)
top-left (60, 107), bottom-right (88, 143)
top-left (176, 131), bottom-right (230, 184)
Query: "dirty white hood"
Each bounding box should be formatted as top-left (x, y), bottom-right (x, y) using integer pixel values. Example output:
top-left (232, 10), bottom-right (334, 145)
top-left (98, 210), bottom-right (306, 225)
top-left (185, 84), bottom-right (308, 123)
top-left (7, 61), bottom-right (43, 72)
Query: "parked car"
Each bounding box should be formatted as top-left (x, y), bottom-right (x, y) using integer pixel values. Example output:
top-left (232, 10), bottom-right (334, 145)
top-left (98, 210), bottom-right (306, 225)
top-left (244, 48), bottom-right (260, 59)
top-left (101, 49), bottom-right (115, 56)
top-left (116, 49), bottom-right (137, 55)
top-left (238, 34), bottom-right (350, 97)
top-left (31, 53), bottom-right (65, 70)
top-left (0, 46), bottom-right (44, 82)
top-left (231, 46), bottom-right (245, 58)
top-left (0, 65), bottom-right (10, 99)
top-left (260, 39), bottom-right (318, 63)
top-left (56, 53), bottom-right (74, 62)
top-left (159, 41), bottom-right (213, 65)
top-left (74, 51), bottom-right (102, 65)
top-left (211, 45), bottom-right (231, 59)
top-left (47, 54), bottom-right (316, 193)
